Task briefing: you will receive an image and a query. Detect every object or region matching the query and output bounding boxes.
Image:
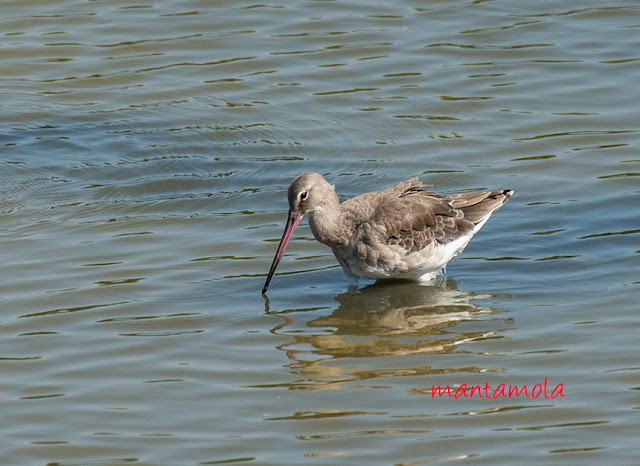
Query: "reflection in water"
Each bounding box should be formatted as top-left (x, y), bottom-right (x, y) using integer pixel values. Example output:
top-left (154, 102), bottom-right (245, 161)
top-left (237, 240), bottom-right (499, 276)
top-left (265, 280), bottom-right (512, 391)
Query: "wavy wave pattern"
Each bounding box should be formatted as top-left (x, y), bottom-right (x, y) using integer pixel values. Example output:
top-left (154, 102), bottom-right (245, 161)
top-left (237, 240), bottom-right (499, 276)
top-left (1, 0), bottom-right (638, 463)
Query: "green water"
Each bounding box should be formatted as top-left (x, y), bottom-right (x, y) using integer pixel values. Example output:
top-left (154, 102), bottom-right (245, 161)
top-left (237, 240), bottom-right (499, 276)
top-left (1, 0), bottom-right (638, 464)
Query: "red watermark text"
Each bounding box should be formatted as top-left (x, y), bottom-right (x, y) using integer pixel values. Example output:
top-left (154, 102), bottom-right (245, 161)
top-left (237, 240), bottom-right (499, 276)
top-left (431, 377), bottom-right (564, 399)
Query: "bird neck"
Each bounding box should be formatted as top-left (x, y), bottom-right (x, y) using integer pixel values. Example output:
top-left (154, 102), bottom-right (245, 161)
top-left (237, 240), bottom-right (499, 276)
top-left (308, 196), bottom-right (347, 247)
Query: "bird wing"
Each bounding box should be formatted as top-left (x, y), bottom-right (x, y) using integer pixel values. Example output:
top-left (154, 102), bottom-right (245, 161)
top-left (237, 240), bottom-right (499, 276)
top-left (339, 179), bottom-right (512, 277)
top-left (372, 192), bottom-right (474, 251)
top-left (343, 191), bottom-right (471, 275)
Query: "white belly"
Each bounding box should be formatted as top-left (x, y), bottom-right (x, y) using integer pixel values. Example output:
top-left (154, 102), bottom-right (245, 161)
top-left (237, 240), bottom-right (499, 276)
top-left (335, 232), bottom-right (476, 282)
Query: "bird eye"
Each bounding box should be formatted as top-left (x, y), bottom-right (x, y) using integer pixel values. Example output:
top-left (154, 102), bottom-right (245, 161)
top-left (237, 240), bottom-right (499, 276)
top-left (300, 191), bottom-right (308, 201)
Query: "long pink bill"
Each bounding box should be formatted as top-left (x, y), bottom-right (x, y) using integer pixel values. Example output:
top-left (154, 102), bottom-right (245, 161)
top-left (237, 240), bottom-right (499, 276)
top-left (262, 211), bottom-right (303, 294)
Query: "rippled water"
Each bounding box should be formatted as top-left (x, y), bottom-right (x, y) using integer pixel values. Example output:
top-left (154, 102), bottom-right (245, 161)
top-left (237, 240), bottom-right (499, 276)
top-left (1, 0), bottom-right (639, 464)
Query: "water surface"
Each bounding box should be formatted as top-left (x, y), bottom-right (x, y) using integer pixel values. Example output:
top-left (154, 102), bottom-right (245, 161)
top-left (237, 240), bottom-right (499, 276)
top-left (1, 0), bottom-right (639, 464)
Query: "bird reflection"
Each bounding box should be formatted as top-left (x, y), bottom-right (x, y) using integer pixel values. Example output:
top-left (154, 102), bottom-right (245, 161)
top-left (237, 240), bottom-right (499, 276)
top-left (266, 280), bottom-right (513, 391)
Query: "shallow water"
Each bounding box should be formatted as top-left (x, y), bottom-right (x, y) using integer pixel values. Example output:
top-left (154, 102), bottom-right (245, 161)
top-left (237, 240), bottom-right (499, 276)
top-left (1, 0), bottom-right (639, 464)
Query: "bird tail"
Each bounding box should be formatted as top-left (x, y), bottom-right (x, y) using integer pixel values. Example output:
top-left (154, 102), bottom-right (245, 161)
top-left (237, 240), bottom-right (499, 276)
top-left (449, 189), bottom-right (513, 228)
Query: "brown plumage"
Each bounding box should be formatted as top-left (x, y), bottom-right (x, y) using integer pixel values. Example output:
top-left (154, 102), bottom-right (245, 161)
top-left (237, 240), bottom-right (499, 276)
top-left (262, 172), bottom-right (513, 294)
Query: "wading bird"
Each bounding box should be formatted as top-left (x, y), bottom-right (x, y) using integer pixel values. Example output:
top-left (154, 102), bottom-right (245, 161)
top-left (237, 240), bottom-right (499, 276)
top-left (262, 172), bottom-right (512, 294)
